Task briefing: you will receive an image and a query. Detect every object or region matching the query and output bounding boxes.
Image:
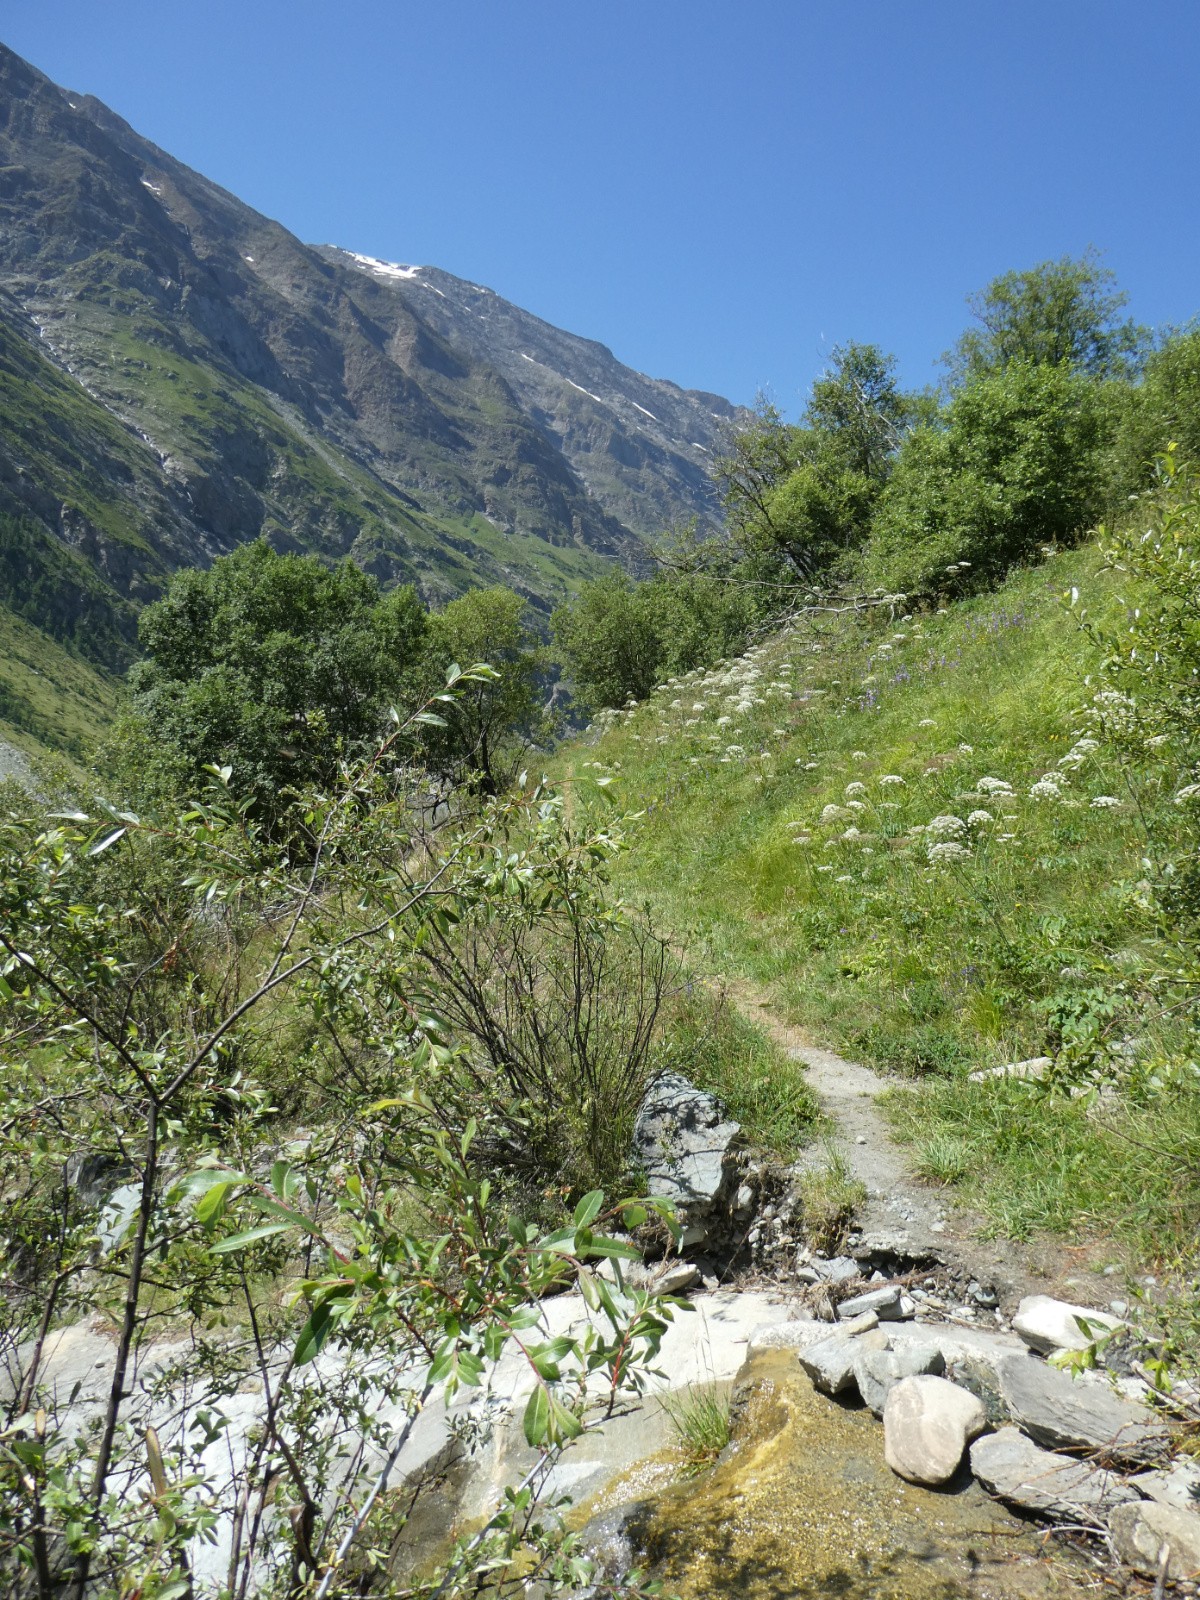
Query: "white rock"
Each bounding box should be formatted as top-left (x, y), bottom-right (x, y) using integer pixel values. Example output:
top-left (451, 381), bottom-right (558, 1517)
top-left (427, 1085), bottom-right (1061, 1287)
top-left (971, 1426), bottom-right (1141, 1520)
top-left (1130, 1459), bottom-right (1200, 1513)
top-left (996, 1353), bottom-right (1168, 1466)
top-left (1012, 1293), bottom-right (1123, 1355)
top-left (882, 1375), bottom-right (986, 1486)
top-left (968, 1056), bottom-right (1052, 1083)
top-left (799, 1327), bottom-right (890, 1395)
top-left (854, 1345), bottom-right (946, 1416)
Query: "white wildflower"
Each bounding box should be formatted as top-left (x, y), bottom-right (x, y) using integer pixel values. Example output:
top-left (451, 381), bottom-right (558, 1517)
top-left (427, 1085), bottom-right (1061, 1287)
top-left (975, 776), bottom-right (1013, 794)
top-left (845, 781), bottom-right (867, 796)
top-left (967, 810), bottom-right (993, 826)
top-left (879, 774), bottom-right (905, 786)
top-left (852, 750), bottom-right (868, 760)
top-left (919, 718), bottom-right (937, 727)
top-left (816, 865), bottom-right (833, 873)
top-left (1175, 784), bottom-right (1200, 805)
top-left (1029, 777), bottom-right (1063, 800)
top-left (840, 826), bottom-right (862, 841)
top-left (805, 761), bottom-right (820, 769)
top-left (927, 840), bottom-right (972, 865)
top-left (926, 814), bottom-right (967, 838)
top-left (725, 744), bottom-right (745, 756)
top-left (716, 715), bottom-right (731, 726)
top-left (820, 804), bottom-right (849, 824)
top-left (1090, 796), bottom-right (1120, 808)
top-left (958, 743), bottom-right (974, 754)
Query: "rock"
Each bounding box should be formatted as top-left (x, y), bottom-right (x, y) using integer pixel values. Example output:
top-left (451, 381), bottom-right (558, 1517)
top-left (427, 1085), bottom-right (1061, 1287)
top-left (971, 1427), bottom-right (1142, 1520)
top-left (854, 1345), bottom-right (946, 1417)
top-left (1012, 1294), bottom-right (1123, 1356)
top-left (654, 1261), bottom-right (700, 1295)
top-left (813, 1255), bottom-right (859, 1284)
top-left (634, 1073), bottom-right (741, 1250)
top-left (1109, 1500), bottom-right (1200, 1580)
top-left (968, 1056), bottom-right (1052, 1084)
top-left (837, 1285), bottom-right (913, 1321)
top-left (1131, 1459), bottom-right (1200, 1513)
top-left (798, 1327), bottom-right (890, 1396)
top-left (882, 1376), bottom-right (986, 1486)
top-left (995, 1354), bottom-right (1169, 1465)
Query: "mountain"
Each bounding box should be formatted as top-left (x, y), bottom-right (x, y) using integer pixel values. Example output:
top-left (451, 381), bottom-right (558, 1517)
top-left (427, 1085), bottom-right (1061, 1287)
top-left (0, 43), bottom-right (744, 756)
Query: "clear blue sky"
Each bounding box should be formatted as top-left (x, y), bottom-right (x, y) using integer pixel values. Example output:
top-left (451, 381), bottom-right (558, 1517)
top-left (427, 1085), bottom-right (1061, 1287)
top-left (5, 2), bottom-right (1198, 411)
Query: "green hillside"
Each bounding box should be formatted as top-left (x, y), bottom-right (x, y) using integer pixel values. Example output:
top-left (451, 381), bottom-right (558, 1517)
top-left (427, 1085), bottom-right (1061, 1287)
top-left (559, 539), bottom-right (1200, 1258)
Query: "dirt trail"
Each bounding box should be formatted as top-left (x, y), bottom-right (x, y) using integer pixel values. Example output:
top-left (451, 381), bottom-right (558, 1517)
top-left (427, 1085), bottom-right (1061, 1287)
top-left (727, 979), bottom-right (1118, 1312)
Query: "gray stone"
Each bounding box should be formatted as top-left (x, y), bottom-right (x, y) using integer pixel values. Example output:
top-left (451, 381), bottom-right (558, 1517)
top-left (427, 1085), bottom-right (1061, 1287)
top-left (798, 1327), bottom-right (890, 1395)
top-left (1012, 1294), bottom-right (1123, 1356)
top-left (882, 1376), bottom-right (986, 1486)
top-left (1131, 1459), bottom-right (1200, 1514)
top-left (1109, 1499), bottom-right (1200, 1580)
top-left (837, 1285), bottom-right (909, 1321)
top-left (970, 1427), bottom-right (1142, 1521)
top-left (634, 1073), bottom-right (741, 1249)
top-left (996, 1354), bottom-right (1169, 1466)
top-left (813, 1255), bottom-right (859, 1284)
top-left (854, 1344), bottom-right (946, 1417)
top-left (654, 1261), bottom-right (700, 1295)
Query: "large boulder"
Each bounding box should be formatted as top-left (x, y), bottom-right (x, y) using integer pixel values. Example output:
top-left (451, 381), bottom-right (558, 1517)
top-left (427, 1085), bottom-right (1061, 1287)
top-left (1109, 1500), bottom-right (1200, 1580)
top-left (971, 1427), bottom-right (1142, 1521)
top-left (882, 1375), bottom-right (986, 1486)
top-left (1012, 1294), bottom-right (1123, 1356)
top-left (634, 1073), bottom-right (741, 1250)
top-left (995, 1354), bottom-right (1169, 1466)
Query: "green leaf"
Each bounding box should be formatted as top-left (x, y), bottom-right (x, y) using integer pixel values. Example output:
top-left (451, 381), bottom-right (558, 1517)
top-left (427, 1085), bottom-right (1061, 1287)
top-left (209, 1222), bottom-right (292, 1255)
top-left (573, 1190), bottom-right (604, 1228)
top-left (522, 1384), bottom-right (550, 1448)
top-left (620, 1203), bottom-right (647, 1229)
top-left (295, 1301), bottom-right (336, 1365)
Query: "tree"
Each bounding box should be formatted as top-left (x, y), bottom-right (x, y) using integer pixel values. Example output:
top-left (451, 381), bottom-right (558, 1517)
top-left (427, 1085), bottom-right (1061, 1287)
top-left (944, 250), bottom-right (1148, 385)
top-left (1108, 328), bottom-right (1200, 497)
top-left (422, 586), bottom-right (547, 793)
top-left (552, 573), bottom-right (664, 714)
top-left (869, 360), bottom-right (1110, 594)
top-left (805, 342), bottom-right (909, 481)
top-left (128, 541), bottom-right (428, 823)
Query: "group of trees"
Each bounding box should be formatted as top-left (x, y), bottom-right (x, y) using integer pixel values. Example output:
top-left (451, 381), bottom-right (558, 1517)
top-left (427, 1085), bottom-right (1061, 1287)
top-left (554, 251), bottom-right (1200, 713)
top-left (118, 545), bottom-right (550, 830)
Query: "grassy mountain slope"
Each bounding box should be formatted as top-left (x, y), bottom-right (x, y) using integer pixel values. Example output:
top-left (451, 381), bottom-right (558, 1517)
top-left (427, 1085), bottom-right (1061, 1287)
top-left (559, 545), bottom-right (1200, 1258)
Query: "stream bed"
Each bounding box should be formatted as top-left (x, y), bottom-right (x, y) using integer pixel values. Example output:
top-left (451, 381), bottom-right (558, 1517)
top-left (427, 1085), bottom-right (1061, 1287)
top-left (581, 1349), bottom-right (1098, 1599)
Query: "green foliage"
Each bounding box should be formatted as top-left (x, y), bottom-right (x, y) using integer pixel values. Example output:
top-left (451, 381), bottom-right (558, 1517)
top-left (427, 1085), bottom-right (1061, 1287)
top-left (944, 250), bottom-right (1149, 385)
top-left (797, 1146), bottom-right (867, 1255)
top-left (0, 697), bottom-right (678, 1597)
top-left (553, 573), bottom-right (665, 713)
top-left (1108, 328), bottom-right (1200, 496)
top-left (128, 541), bottom-right (428, 821)
top-left (870, 362), bottom-right (1111, 594)
top-left (422, 585), bottom-right (549, 793)
top-left (805, 341), bottom-right (909, 481)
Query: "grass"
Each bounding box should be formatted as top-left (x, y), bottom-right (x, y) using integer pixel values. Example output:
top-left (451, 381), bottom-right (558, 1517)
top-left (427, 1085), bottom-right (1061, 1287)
top-left (660, 1382), bottom-right (732, 1475)
top-left (0, 604), bottom-right (121, 761)
top-left (797, 1146), bottom-right (868, 1255)
top-left (555, 542), bottom-right (1200, 1259)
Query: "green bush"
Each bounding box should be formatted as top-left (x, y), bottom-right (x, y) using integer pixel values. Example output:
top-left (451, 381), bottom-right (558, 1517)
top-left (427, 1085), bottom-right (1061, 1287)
top-left (868, 361), bottom-right (1111, 594)
top-left (1108, 329), bottom-right (1200, 497)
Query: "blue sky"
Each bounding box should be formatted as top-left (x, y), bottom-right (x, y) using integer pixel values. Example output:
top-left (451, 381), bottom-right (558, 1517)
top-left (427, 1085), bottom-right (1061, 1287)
top-left (5, 2), bottom-right (1198, 412)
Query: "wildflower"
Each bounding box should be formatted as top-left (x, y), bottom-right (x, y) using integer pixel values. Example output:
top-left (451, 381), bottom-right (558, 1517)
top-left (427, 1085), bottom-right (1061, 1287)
top-left (805, 761), bottom-right (820, 769)
top-left (998, 833), bottom-right (1017, 841)
top-left (927, 840), bottom-right (972, 865)
top-left (816, 864), bottom-right (833, 873)
top-left (716, 715), bottom-right (731, 726)
top-left (841, 826), bottom-right (862, 841)
top-left (958, 743), bottom-right (974, 754)
top-left (684, 718), bottom-right (697, 727)
top-left (927, 814), bottom-right (967, 838)
top-left (879, 774), bottom-right (905, 786)
top-left (975, 776), bottom-right (1013, 794)
top-left (692, 702), bottom-right (707, 712)
top-left (845, 781), bottom-right (867, 796)
top-left (1029, 777), bottom-right (1063, 800)
top-left (820, 804), bottom-right (849, 824)
top-left (1090, 796), bottom-right (1120, 808)
top-left (919, 718), bottom-right (937, 727)
top-left (835, 874), bottom-right (854, 883)
top-left (845, 800), bottom-right (867, 813)
top-left (852, 749), bottom-right (868, 760)
top-left (725, 744), bottom-right (745, 756)
top-left (670, 699), bottom-right (682, 709)
top-left (967, 810), bottom-right (994, 826)
top-left (1176, 784), bottom-right (1200, 805)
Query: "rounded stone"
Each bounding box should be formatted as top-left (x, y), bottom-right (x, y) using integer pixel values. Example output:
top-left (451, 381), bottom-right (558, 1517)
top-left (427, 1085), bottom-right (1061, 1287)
top-left (883, 1375), bottom-right (986, 1486)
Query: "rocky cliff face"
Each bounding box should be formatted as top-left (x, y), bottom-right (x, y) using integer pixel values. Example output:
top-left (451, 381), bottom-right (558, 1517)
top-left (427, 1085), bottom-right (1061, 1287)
top-left (0, 42), bottom-right (745, 695)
